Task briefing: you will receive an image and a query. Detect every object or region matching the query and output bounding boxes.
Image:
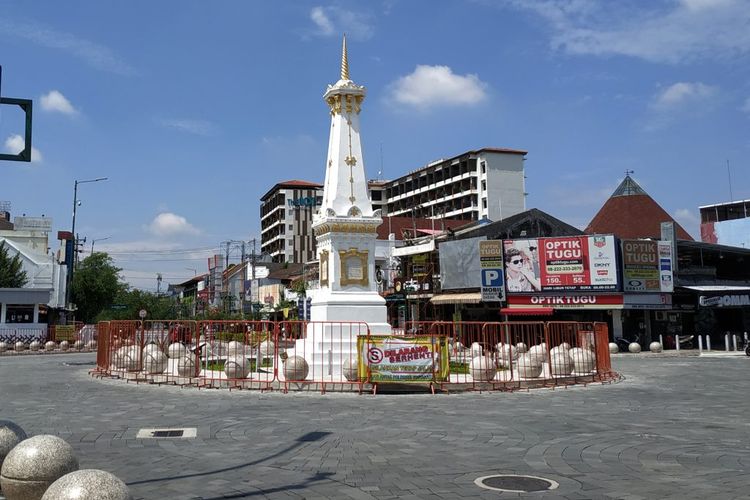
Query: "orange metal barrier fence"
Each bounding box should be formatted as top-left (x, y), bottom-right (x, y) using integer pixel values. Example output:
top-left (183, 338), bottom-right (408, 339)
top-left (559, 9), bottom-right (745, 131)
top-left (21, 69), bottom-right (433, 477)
top-left (93, 320), bottom-right (614, 392)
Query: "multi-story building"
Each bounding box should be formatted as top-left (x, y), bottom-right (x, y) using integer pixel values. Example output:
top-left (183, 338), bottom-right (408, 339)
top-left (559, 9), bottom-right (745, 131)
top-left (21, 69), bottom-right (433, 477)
top-left (367, 180), bottom-right (387, 215)
top-left (383, 148), bottom-right (527, 222)
top-left (260, 180), bottom-right (323, 263)
top-left (700, 199), bottom-right (750, 249)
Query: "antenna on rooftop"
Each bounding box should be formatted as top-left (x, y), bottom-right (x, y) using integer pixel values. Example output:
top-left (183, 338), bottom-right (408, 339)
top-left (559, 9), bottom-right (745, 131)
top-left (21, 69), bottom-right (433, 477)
top-left (624, 170), bottom-right (635, 195)
top-left (378, 142), bottom-right (384, 180)
top-left (726, 159), bottom-right (734, 203)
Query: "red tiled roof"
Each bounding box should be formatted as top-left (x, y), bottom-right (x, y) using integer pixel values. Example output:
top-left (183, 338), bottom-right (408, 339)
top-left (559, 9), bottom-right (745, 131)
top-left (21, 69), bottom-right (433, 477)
top-left (586, 194), bottom-right (694, 241)
top-left (377, 216), bottom-right (468, 240)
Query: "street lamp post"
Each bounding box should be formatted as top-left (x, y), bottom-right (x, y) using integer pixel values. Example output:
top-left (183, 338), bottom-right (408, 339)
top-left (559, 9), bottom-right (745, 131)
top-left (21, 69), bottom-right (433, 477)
top-left (66, 177), bottom-right (108, 316)
top-left (90, 236), bottom-right (110, 255)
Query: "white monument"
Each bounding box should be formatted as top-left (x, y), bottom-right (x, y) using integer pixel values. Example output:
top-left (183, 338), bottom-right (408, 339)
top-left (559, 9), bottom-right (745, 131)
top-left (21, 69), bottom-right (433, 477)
top-left (294, 36), bottom-right (391, 379)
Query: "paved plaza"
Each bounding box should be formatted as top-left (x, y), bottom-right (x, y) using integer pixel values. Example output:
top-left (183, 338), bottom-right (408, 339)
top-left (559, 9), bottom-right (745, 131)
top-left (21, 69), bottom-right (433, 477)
top-left (1, 353), bottom-right (748, 499)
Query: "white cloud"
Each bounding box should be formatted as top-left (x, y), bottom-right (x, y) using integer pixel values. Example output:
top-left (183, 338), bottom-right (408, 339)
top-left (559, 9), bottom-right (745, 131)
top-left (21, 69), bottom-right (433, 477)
top-left (674, 208), bottom-right (700, 239)
top-left (308, 6), bottom-right (373, 40)
top-left (0, 19), bottom-right (136, 75)
top-left (145, 213), bottom-right (200, 237)
top-left (386, 65), bottom-right (488, 109)
top-left (40, 90), bottom-right (78, 115)
top-left (500, 0), bottom-right (750, 64)
top-left (158, 118), bottom-right (218, 136)
top-left (4, 134), bottom-right (42, 163)
top-left (653, 82), bottom-right (717, 109)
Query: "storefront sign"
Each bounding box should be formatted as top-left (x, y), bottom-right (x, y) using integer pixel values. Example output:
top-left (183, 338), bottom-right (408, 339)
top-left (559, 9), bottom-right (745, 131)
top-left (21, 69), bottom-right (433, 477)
top-left (287, 196), bottom-right (321, 208)
top-left (622, 240), bottom-right (673, 292)
top-left (507, 294), bottom-right (624, 309)
top-left (479, 240), bottom-right (505, 302)
top-left (504, 235), bottom-right (617, 293)
top-left (699, 294), bottom-right (750, 307)
top-left (357, 335), bottom-right (449, 382)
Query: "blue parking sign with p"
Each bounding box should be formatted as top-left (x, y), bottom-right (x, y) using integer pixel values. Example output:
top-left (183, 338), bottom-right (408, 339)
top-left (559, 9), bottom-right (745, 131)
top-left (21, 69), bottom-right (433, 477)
top-left (482, 269), bottom-right (504, 287)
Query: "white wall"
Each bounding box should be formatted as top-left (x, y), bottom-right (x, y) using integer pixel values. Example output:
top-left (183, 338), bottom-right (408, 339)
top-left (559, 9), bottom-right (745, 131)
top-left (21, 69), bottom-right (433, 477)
top-left (481, 152), bottom-right (526, 222)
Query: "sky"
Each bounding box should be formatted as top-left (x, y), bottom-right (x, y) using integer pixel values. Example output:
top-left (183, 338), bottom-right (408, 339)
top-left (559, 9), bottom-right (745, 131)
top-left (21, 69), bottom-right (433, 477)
top-left (2, 0), bottom-right (749, 292)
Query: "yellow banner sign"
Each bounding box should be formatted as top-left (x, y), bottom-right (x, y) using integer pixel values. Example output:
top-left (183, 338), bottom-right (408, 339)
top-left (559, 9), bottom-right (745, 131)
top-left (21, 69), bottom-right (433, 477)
top-left (357, 335), bottom-right (449, 383)
top-left (55, 325), bottom-right (76, 341)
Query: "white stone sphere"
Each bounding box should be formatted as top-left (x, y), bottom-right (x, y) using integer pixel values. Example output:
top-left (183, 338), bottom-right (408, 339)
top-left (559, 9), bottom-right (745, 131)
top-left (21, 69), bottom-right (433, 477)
top-left (42, 469), bottom-right (132, 500)
top-left (516, 355), bottom-right (543, 378)
top-left (0, 420), bottom-right (27, 472)
top-left (142, 349), bottom-right (168, 374)
top-left (85, 340), bottom-right (97, 350)
top-left (515, 342), bottom-right (528, 354)
top-left (470, 342), bottom-right (483, 357)
top-left (226, 341), bottom-right (246, 357)
top-left (283, 355), bottom-right (309, 381)
top-left (549, 345), bottom-right (570, 358)
top-left (649, 342), bottom-right (663, 353)
top-left (259, 341), bottom-right (275, 359)
top-left (176, 355), bottom-right (198, 377)
top-left (14, 341), bottom-right (25, 352)
top-left (167, 342), bottom-right (187, 358)
top-left (29, 341), bottom-right (41, 352)
top-left (495, 343), bottom-right (517, 368)
top-left (454, 341), bottom-right (465, 351)
top-left (528, 344), bottom-right (548, 363)
top-left (0, 435), bottom-right (79, 499)
top-left (559, 342), bottom-right (571, 350)
top-left (112, 346), bottom-right (140, 371)
top-left (608, 342), bottom-right (619, 354)
top-left (60, 341), bottom-right (70, 351)
top-left (142, 343), bottom-right (160, 355)
top-left (469, 355), bottom-right (496, 382)
top-left (44, 341), bottom-right (56, 351)
top-left (342, 357), bottom-right (359, 381)
top-left (549, 353), bottom-right (573, 376)
top-left (73, 340), bottom-right (84, 351)
top-left (224, 355), bottom-right (250, 379)
top-left (628, 342), bottom-right (642, 353)
top-left (0, 342), bottom-right (7, 353)
top-left (571, 349), bottom-right (596, 373)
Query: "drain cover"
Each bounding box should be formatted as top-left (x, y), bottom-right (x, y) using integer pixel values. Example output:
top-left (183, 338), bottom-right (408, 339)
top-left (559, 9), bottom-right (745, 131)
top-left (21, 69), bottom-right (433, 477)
top-left (475, 474), bottom-right (559, 493)
top-left (136, 428), bottom-right (196, 439)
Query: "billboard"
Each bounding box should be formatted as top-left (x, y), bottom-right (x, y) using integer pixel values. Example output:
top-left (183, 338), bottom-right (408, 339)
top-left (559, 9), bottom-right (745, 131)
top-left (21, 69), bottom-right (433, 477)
top-left (479, 240), bottom-right (505, 302)
top-left (503, 235), bottom-right (617, 292)
top-left (438, 236), bottom-right (485, 290)
top-left (622, 240), bottom-right (673, 292)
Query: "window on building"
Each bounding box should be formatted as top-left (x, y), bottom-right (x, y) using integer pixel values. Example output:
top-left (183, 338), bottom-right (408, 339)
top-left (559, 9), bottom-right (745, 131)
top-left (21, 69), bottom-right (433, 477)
top-left (481, 180), bottom-right (486, 191)
top-left (371, 190), bottom-right (382, 201)
top-left (481, 161), bottom-right (486, 174)
top-left (482, 198), bottom-right (487, 209)
top-left (289, 224), bottom-right (294, 231)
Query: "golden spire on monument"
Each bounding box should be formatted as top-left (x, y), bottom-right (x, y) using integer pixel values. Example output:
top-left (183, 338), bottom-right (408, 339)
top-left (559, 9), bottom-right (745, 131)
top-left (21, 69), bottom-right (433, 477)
top-left (341, 34), bottom-right (350, 80)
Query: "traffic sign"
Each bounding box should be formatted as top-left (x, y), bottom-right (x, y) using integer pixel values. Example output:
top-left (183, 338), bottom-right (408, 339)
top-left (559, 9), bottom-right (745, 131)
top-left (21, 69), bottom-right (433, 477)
top-left (139, 309), bottom-right (147, 319)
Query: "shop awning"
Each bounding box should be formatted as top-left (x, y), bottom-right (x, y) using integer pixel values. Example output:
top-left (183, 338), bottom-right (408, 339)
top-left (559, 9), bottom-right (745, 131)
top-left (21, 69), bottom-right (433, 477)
top-left (429, 293), bottom-right (482, 305)
top-left (500, 307), bottom-right (554, 316)
top-left (679, 285), bottom-right (750, 292)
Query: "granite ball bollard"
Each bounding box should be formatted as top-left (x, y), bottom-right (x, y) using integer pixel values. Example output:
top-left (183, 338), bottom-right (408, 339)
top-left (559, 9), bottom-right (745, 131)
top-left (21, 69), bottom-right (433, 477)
top-left (0, 342), bottom-right (7, 353)
top-left (608, 342), bottom-right (619, 354)
top-left (259, 340), bottom-right (275, 359)
top-left (0, 434), bottom-right (79, 500)
top-left (226, 341), bottom-right (246, 357)
top-left (142, 349), bottom-right (168, 374)
top-left (42, 469), bottom-right (132, 500)
top-left (14, 342), bottom-right (25, 352)
top-left (516, 354), bottom-right (543, 378)
top-left (142, 343), bottom-right (160, 355)
top-left (44, 341), bottom-right (56, 351)
top-left (73, 340), bottom-right (84, 351)
top-left (0, 420), bottom-right (28, 475)
top-left (469, 355), bottom-right (496, 382)
top-left (342, 357), bottom-right (359, 381)
top-left (112, 346), bottom-right (140, 371)
top-left (549, 353), bottom-right (573, 376)
top-left (283, 355), bottom-right (309, 381)
top-left (528, 344), bottom-right (548, 363)
top-left (495, 343), bottom-right (517, 368)
top-left (649, 341), bottom-right (663, 353)
top-left (571, 349), bottom-right (596, 373)
top-left (628, 342), bottom-right (642, 353)
top-left (515, 342), bottom-right (528, 354)
top-left (85, 340), bottom-right (97, 350)
top-left (29, 341), bottom-right (41, 352)
top-left (559, 342), bottom-right (571, 350)
top-left (470, 342), bottom-right (483, 357)
top-left (59, 341), bottom-right (70, 351)
top-left (224, 355), bottom-right (250, 379)
top-left (549, 345), bottom-right (570, 358)
top-left (167, 342), bottom-right (187, 359)
top-left (176, 355), bottom-right (198, 377)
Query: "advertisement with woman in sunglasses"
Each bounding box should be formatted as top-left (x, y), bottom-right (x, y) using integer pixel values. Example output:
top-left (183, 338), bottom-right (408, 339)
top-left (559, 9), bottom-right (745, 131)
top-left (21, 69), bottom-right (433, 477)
top-left (503, 240), bottom-right (542, 292)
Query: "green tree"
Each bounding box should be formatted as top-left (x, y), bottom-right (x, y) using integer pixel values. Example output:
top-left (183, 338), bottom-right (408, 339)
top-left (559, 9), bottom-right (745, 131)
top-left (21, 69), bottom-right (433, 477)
top-left (71, 253), bottom-right (124, 323)
top-left (0, 241), bottom-right (28, 288)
